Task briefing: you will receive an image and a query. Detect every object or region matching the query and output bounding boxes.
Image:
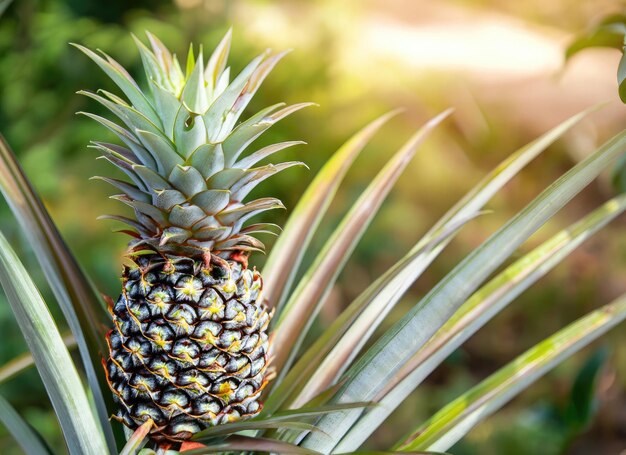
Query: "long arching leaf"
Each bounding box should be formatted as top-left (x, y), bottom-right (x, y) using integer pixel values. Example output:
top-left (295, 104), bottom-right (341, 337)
top-left (0, 230), bottom-right (109, 454)
top-left (290, 213), bottom-right (480, 408)
top-left (265, 109), bottom-right (593, 414)
top-left (195, 420), bottom-right (322, 441)
top-left (265, 215), bottom-right (475, 414)
top-left (336, 193), bottom-right (626, 450)
top-left (397, 293), bottom-right (626, 452)
top-left (0, 135), bottom-right (117, 451)
top-left (263, 111), bottom-right (401, 312)
top-left (0, 393), bottom-right (52, 455)
top-left (302, 127), bottom-right (626, 452)
top-left (413, 108), bottom-right (595, 256)
top-left (0, 333), bottom-right (76, 384)
top-left (183, 435), bottom-right (321, 454)
top-left (272, 110), bottom-right (452, 378)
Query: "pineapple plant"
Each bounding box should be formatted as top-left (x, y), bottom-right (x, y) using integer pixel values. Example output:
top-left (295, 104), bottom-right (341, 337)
top-left (74, 31), bottom-right (297, 445)
top-left (1, 24), bottom-right (626, 455)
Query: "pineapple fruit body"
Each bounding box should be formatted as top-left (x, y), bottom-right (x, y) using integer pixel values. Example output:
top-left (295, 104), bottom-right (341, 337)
top-left (106, 254), bottom-right (270, 441)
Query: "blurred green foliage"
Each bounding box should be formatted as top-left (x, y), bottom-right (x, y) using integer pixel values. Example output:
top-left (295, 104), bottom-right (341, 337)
top-left (0, 0), bottom-right (625, 453)
top-left (566, 11), bottom-right (626, 192)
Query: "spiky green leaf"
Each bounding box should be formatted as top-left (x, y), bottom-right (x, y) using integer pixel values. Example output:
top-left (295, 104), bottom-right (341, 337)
top-left (0, 231), bottom-right (109, 454)
top-left (272, 110), bottom-right (452, 378)
top-left (398, 294), bottom-right (626, 452)
top-left (0, 394), bottom-right (52, 455)
top-left (0, 135), bottom-right (117, 451)
top-left (337, 193), bottom-right (626, 450)
top-left (302, 127), bottom-right (626, 452)
top-left (72, 43), bottom-right (161, 126)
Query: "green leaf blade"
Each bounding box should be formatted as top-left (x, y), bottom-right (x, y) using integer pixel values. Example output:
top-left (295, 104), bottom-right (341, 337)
top-left (0, 231), bottom-right (109, 454)
top-left (272, 110), bottom-right (452, 380)
top-left (283, 213), bottom-right (478, 411)
top-left (272, 109), bottom-right (592, 417)
top-left (398, 294), bottom-right (626, 452)
top-left (0, 135), bottom-right (117, 451)
top-left (72, 43), bottom-right (162, 127)
top-left (0, 394), bottom-right (52, 455)
top-left (0, 333), bottom-right (76, 384)
top-left (302, 126), bottom-right (626, 452)
top-left (337, 193), bottom-right (626, 450)
top-left (262, 110), bottom-right (401, 313)
top-left (184, 435), bottom-right (321, 455)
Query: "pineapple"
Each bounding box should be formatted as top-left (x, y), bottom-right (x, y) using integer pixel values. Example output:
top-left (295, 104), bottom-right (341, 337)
top-left (77, 31), bottom-right (307, 445)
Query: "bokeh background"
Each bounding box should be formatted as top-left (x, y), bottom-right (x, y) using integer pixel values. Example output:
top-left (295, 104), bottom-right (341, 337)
top-left (1, 0), bottom-right (625, 453)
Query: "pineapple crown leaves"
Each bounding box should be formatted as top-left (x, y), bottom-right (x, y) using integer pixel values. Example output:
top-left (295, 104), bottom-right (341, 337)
top-left (74, 31), bottom-right (312, 258)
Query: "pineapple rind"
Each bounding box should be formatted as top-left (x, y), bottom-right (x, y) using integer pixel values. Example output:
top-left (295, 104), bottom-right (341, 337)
top-left (105, 254), bottom-right (271, 442)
